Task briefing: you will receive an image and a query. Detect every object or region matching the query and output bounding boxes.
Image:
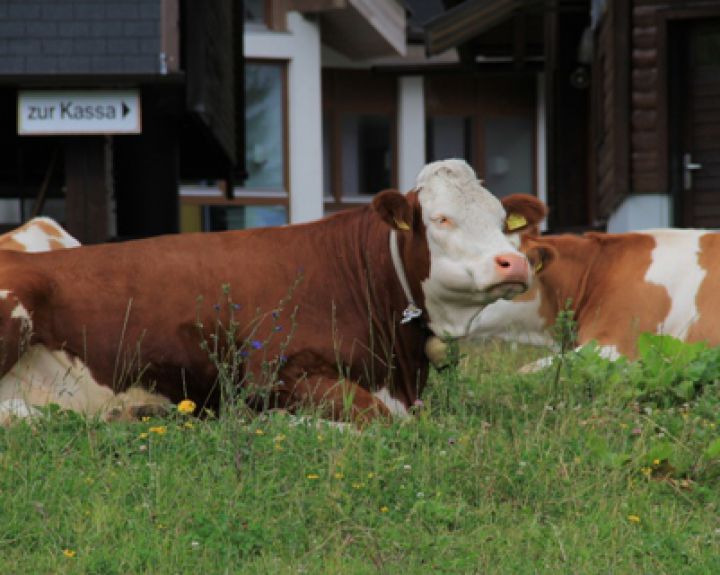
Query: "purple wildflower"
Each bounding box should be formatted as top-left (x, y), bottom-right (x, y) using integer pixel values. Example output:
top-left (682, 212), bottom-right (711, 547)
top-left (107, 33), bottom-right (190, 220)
top-left (279, 354), bottom-right (288, 365)
top-left (251, 340), bottom-right (263, 350)
top-left (240, 350), bottom-right (249, 358)
top-left (213, 303), bottom-right (221, 312)
top-left (272, 310), bottom-right (280, 320)
top-left (233, 303), bottom-right (241, 311)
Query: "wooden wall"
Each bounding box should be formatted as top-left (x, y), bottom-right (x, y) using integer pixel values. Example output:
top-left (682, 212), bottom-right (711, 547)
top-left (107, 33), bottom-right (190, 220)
top-left (592, 0), bottom-right (629, 220)
top-left (630, 0), bottom-right (666, 197)
top-left (593, 0), bottom-right (720, 221)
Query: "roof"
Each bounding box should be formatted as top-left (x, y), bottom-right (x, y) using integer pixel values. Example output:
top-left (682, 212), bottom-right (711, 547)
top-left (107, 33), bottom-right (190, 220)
top-left (425, 0), bottom-right (524, 55)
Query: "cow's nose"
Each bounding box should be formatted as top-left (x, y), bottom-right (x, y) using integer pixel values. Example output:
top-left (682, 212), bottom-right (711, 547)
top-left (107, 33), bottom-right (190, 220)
top-left (494, 252), bottom-right (529, 285)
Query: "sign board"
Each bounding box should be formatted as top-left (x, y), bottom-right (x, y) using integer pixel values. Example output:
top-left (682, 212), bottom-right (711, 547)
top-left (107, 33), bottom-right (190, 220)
top-left (17, 90), bottom-right (141, 135)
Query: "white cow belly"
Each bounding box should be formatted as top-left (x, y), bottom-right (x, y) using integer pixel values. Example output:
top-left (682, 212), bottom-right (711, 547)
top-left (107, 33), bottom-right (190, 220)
top-left (0, 344), bottom-right (170, 425)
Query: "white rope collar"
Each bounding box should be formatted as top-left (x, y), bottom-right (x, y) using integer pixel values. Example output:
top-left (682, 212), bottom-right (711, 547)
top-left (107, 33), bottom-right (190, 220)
top-left (389, 230), bottom-right (423, 324)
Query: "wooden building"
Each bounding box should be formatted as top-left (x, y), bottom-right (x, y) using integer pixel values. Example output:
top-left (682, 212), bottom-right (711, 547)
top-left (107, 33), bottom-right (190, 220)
top-left (0, 0), bottom-right (244, 243)
top-left (593, 0), bottom-right (720, 230)
top-left (425, 0), bottom-right (720, 232)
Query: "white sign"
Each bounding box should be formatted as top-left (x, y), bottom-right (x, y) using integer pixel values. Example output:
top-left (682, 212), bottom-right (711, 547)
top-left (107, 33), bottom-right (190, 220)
top-left (17, 90), bottom-right (141, 135)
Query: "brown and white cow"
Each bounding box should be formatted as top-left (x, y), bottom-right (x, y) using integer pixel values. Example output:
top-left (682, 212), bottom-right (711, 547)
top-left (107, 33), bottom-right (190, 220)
top-left (0, 216), bottom-right (80, 252)
top-left (0, 160), bottom-right (546, 423)
top-left (472, 202), bottom-right (720, 364)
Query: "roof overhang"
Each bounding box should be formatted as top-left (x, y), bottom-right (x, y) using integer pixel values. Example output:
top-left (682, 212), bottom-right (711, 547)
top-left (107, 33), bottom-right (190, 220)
top-left (425, 0), bottom-right (533, 56)
top-left (293, 0), bottom-right (406, 58)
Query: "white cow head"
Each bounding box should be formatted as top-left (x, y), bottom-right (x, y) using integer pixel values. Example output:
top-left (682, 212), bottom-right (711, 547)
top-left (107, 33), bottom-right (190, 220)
top-left (373, 159), bottom-right (547, 338)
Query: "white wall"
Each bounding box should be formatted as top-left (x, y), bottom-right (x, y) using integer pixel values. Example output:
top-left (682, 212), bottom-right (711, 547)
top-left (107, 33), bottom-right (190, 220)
top-left (397, 76), bottom-right (425, 192)
top-left (244, 13), bottom-right (323, 224)
top-left (607, 194), bottom-right (671, 233)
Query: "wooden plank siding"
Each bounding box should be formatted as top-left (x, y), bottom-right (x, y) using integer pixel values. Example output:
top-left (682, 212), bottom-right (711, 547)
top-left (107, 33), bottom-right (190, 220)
top-left (594, 0), bottom-right (720, 221)
top-left (592, 0), bottom-right (620, 218)
top-left (630, 2), bottom-right (664, 197)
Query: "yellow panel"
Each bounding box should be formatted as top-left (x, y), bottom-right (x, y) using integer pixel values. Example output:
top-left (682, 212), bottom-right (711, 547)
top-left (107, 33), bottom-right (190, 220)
top-left (180, 203), bottom-right (202, 233)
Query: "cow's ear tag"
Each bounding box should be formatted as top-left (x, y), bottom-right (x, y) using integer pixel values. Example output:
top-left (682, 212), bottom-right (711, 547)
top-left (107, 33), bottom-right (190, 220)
top-left (506, 213), bottom-right (527, 231)
top-left (394, 218), bottom-right (411, 231)
top-left (534, 260), bottom-right (543, 273)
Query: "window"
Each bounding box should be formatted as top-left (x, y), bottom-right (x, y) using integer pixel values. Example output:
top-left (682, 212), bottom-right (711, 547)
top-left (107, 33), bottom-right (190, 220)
top-left (323, 70), bottom-right (397, 209)
top-left (425, 75), bottom-right (537, 198)
top-left (245, 62), bottom-right (286, 191)
top-left (340, 114), bottom-right (392, 197)
top-left (427, 116), bottom-right (474, 165)
top-left (245, 0), bottom-right (267, 25)
top-left (205, 205), bottom-right (288, 231)
top-left (484, 116), bottom-right (534, 198)
top-left (180, 60), bottom-right (288, 233)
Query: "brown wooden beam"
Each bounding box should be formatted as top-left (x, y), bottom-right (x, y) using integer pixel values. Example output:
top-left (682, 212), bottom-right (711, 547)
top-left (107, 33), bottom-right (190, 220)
top-left (64, 137), bottom-right (110, 244)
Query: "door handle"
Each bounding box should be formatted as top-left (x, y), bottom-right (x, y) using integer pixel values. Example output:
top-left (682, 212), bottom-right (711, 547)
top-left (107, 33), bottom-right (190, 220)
top-left (684, 153), bottom-right (703, 190)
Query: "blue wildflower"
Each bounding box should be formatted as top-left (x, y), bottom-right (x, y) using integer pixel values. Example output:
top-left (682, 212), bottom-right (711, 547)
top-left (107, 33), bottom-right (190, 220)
top-left (240, 350), bottom-right (249, 358)
top-left (251, 340), bottom-right (263, 350)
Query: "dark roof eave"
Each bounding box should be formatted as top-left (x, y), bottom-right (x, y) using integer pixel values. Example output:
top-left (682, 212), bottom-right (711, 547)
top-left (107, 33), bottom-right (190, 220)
top-left (424, 0), bottom-right (548, 55)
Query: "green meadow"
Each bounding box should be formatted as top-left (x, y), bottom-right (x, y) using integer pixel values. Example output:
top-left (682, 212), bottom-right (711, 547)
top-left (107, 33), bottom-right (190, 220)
top-left (2, 336), bottom-right (720, 574)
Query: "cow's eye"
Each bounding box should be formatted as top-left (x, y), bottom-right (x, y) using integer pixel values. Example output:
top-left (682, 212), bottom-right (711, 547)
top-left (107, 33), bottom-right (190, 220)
top-left (432, 215), bottom-right (454, 228)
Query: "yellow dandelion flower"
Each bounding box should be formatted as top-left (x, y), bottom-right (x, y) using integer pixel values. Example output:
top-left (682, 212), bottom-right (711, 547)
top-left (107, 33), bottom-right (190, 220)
top-left (62, 549), bottom-right (76, 558)
top-left (306, 473), bottom-right (320, 480)
top-left (334, 472), bottom-right (344, 480)
top-left (627, 515), bottom-right (641, 524)
top-left (177, 399), bottom-right (196, 415)
top-left (141, 416), bottom-right (151, 423)
top-left (149, 426), bottom-right (166, 435)
top-left (641, 467), bottom-right (652, 477)
top-left (255, 429), bottom-right (265, 436)
top-left (138, 432), bottom-right (148, 439)
top-left (380, 506), bottom-right (389, 513)
top-left (652, 458), bottom-right (660, 466)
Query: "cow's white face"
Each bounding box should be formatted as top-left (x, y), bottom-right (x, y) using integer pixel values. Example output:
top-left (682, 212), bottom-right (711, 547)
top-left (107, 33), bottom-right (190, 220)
top-left (417, 160), bottom-right (530, 337)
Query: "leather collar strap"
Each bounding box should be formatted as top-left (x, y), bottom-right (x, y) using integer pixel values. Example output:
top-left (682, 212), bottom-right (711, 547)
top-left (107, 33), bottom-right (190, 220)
top-left (389, 230), bottom-right (423, 324)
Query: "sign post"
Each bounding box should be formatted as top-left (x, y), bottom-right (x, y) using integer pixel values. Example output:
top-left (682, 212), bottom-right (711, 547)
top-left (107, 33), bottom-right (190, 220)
top-left (17, 90), bottom-right (142, 135)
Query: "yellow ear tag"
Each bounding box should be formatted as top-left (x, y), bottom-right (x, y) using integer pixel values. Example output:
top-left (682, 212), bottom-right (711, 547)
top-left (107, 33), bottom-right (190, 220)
top-left (534, 260), bottom-right (543, 273)
top-left (506, 213), bottom-right (527, 231)
top-left (394, 218), bottom-right (410, 231)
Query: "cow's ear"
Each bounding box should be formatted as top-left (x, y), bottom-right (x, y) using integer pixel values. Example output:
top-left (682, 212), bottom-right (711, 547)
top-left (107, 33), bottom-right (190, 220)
top-left (525, 244), bottom-right (556, 275)
top-left (373, 189), bottom-right (414, 231)
top-left (501, 194), bottom-right (548, 234)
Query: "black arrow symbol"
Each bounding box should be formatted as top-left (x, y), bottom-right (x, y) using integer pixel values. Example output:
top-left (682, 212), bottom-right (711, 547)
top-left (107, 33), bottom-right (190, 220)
top-left (121, 102), bottom-right (130, 118)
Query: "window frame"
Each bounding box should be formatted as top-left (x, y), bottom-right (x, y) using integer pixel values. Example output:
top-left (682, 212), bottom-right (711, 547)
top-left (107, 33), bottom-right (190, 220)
top-left (322, 69), bottom-right (398, 211)
top-left (179, 58), bottom-right (289, 232)
top-left (424, 74), bottom-right (538, 198)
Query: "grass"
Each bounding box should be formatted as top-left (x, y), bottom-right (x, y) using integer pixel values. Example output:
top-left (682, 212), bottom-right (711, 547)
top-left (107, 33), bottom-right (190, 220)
top-left (1, 340), bottom-right (720, 574)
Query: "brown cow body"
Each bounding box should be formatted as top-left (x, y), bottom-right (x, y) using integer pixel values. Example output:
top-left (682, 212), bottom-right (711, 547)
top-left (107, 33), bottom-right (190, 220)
top-left (472, 228), bottom-right (720, 361)
top-left (0, 161), bottom-right (545, 421)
